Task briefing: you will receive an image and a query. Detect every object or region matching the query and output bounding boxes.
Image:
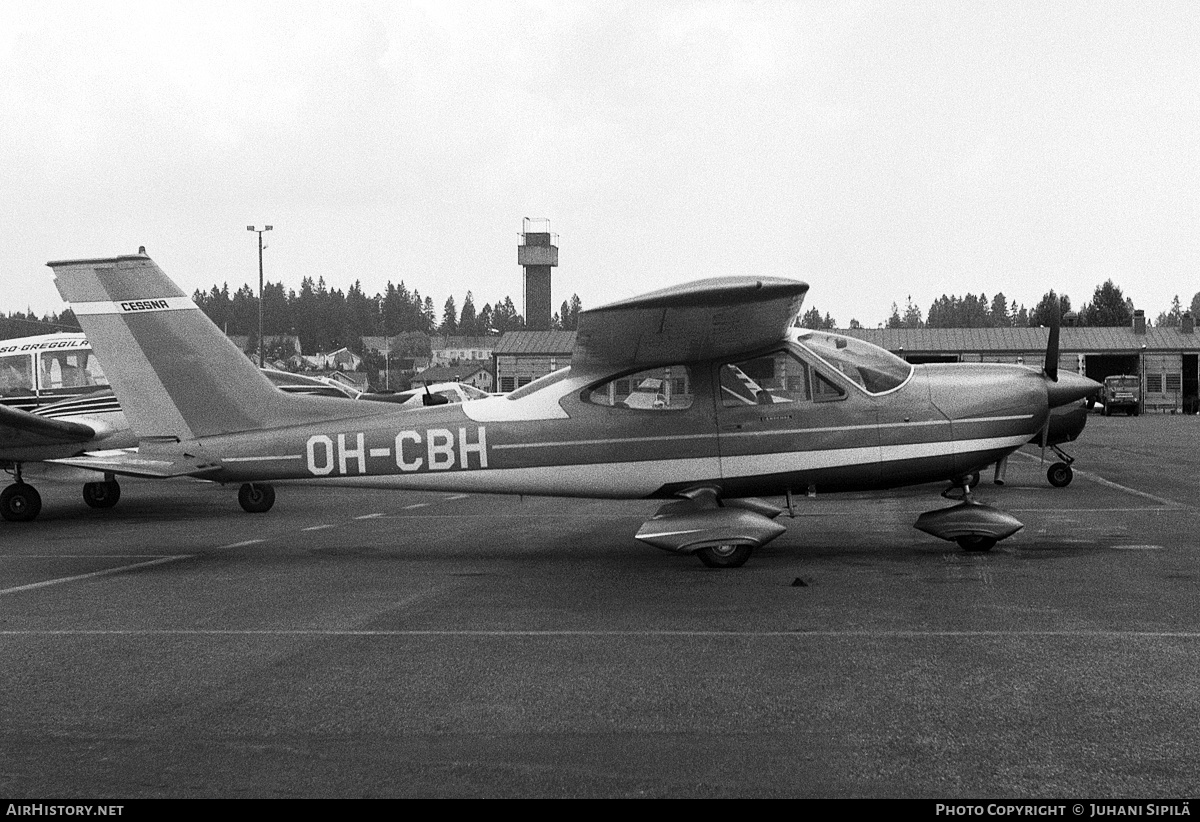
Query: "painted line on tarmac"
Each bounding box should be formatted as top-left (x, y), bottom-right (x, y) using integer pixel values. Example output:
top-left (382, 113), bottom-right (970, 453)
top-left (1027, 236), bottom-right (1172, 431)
top-left (4, 628), bottom-right (1200, 639)
top-left (301, 525), bottom-right (335, 532)
top-left (444, 494), bottom-right (470, 501)
top-left (355, 513), bottom-right (385, 519)
top-left (403, 503), bottom-right (430, 509)
top-left (1012, 451), bottom-right (1184, 508)
top-left (1071, 471), bottom-right (1184, 508)
top-left (0, 556), bottom-right (191, 596)
top-left (219, 539), bottom-right (266, 549)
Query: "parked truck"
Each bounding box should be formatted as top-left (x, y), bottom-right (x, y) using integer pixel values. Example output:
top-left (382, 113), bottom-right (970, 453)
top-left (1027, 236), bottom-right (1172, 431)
top-left (1101, 375), bottom-right (1141, 416)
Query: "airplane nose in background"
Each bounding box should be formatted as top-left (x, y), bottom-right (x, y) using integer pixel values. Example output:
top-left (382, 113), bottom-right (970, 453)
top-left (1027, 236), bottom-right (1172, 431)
top-left (1046, 371), bottom-right (1101, 408)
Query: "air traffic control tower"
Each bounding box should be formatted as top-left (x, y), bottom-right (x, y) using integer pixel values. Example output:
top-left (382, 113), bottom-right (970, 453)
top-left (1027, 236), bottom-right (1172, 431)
top-left (518, 217), bottom-right (558, 331)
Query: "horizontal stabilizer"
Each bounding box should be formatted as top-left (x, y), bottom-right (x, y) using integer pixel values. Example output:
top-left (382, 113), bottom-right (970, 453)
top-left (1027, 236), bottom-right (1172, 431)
top-left (573, 277), bottom-right (808, 369)
top-left (48, 448), bottom-right (222, 479)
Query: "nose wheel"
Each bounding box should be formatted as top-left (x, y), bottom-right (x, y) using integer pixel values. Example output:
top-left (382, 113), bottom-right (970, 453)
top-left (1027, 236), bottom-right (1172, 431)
top-left (1046, 462), bottom-right (1073, 488)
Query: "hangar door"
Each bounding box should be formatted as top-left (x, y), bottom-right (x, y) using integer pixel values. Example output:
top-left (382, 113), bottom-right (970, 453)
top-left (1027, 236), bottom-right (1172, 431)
top-left (1084, 354), bottom-right (1140, 383)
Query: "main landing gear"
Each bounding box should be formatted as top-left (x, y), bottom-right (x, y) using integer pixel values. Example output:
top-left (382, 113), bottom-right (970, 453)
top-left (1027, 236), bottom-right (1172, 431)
top-left (635, 487), bottom-right (787, 569)
top-left (914, 474), bottom-right (1025, 553)
top-left (238, 483), bottom-right (276, 513)
top-left (0, 464), bottom-right (124, 522)
top-left (1, 481), bottom-right (41, 522)
top-left (82, 479), bottom-right (121, 508)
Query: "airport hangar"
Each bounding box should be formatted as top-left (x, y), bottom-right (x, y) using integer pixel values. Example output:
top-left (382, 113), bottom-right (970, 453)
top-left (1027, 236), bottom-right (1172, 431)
top-left (493, 310), bottom-right (1200, 415)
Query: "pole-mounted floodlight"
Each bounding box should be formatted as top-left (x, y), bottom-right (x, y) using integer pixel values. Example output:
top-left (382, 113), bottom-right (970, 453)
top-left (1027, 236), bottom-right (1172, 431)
top-left (247, 225), bottom-right (273, 367)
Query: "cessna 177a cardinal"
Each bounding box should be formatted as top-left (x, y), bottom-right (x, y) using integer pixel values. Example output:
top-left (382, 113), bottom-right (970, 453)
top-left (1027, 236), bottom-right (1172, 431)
top-left (30, 251), bottom-right (1098, 567)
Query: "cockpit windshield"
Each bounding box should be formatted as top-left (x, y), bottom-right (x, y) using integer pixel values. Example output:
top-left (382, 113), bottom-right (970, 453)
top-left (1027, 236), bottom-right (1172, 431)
top-left (794, 330), bottom-right (912, 395)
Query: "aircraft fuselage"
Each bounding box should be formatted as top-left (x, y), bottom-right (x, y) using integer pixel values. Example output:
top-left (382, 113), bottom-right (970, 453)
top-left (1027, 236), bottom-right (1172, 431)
top-left (191, 341), bottom-right (1054, 501)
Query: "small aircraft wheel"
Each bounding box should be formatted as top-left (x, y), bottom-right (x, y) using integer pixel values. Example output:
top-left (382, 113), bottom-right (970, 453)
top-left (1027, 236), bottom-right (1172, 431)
top-left (82, 480), bottom-right (121, 509)
top-left (695, 544), bottom-right (753, 568)
top-left (955, 535), bottom-right (997, 553)
top-left (238, 483), bottom-right (276, 513)
top-left (953, 472), bottom-right (980, 489)
top-left (1, 483), bottom-right (42, 522)
top-left (1046, 463), bottom-right (1073, 488)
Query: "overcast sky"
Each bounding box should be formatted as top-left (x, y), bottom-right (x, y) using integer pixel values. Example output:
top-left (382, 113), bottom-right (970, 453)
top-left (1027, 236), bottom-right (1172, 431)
top-left (3, 1), bottom-right (1198, 328)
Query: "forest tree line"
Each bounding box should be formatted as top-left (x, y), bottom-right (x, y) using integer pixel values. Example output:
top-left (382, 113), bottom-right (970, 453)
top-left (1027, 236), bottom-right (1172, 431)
top-left (3, 276), bottom-right (1194, 346)
top-left (799, 280), bottom-right (1200, 331)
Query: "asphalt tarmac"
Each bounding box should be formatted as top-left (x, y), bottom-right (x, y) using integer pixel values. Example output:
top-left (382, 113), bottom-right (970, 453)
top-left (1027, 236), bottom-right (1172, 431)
top-left (1, 413), bottom-right (1198, 798)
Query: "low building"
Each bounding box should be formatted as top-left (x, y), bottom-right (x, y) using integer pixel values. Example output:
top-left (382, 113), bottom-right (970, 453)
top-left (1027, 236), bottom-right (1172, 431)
top-left (429, 335), bottom-right (497, 368)
top-left (492, 330), bottom-right (576, 392)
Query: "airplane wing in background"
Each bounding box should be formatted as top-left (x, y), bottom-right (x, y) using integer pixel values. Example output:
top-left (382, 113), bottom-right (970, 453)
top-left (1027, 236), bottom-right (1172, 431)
top-left (0, 403), bottom-right (96, 454)
top-left (571, 276), bottom-right (808, 370)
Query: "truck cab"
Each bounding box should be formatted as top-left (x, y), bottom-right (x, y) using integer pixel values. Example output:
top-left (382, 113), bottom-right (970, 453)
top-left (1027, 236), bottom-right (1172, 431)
top-left (1101, 375), bottom-right (1141, 416)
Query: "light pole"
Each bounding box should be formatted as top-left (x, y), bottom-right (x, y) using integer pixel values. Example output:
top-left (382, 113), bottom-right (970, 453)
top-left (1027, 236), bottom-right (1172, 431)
top-left (247, 225), bottom-right (272, 367)
top-left (378, 296), bottom-right (390, 391)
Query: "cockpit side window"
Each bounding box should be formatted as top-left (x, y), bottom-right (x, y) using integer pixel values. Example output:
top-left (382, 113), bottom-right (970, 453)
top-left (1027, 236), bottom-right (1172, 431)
top-left (795, 331), bottom-right (912, 395)
top-left (585, 365), bottom-right (693, 411)
top-left (0, 353), bottom-right (33, 396)
top-left (720, 351), bottom-right (811, 407)
top-left (812, 370), bottom-right (845, 401)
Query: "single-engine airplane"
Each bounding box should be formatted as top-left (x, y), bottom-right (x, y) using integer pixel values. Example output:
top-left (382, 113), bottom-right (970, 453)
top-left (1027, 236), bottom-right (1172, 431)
top-left (32, 251), bottom-right (1098, 567)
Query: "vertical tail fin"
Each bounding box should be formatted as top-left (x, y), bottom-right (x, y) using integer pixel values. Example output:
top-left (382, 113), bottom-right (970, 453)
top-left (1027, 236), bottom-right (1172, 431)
top-left (48, 252), bottom-right (312, 440)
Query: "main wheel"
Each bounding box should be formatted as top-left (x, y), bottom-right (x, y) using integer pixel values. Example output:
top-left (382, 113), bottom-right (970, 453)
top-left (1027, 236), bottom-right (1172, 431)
top-left (238, 483), bottom-right (276, 513)
top-left (955, 535), bottom-right (997, 553)
top-left (82, 480), bottom-right (121, 509)
top-left (1046, 463), bottom-right (1073, 488)
top-left (695, 544), bottom-right (753, 568)
top-left (1, 483), bottom-right (42, 522)
top-left (954, 471), bottom-right (981, 489)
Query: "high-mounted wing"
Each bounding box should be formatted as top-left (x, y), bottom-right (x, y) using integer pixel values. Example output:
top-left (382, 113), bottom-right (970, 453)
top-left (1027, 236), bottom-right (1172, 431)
top-left (0, 403), bottom-right (96, 457)
top-left (572, 276), bottom-right (808, 370)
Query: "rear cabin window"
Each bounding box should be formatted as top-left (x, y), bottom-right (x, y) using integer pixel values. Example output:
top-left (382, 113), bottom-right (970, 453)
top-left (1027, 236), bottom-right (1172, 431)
top-left (586, 366), bottom-right (694, 411)
top-left (39, 350), bottom-right (107, 389)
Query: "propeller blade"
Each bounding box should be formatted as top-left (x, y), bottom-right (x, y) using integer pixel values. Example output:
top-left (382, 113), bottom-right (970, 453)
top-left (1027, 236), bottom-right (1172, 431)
top-left (1043, 301), bottom-right (1060, 382)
